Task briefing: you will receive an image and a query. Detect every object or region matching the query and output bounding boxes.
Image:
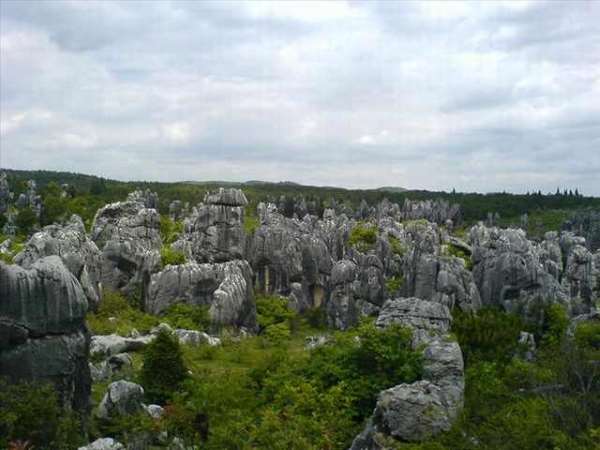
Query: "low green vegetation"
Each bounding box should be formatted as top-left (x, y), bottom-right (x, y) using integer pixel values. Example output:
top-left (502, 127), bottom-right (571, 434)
top-left (0, 379), bottom-right (85, 449)
top-left (244, 211), bottom-right (260, 234)
top-left (385, 275), bottom-right (404, 295)
top-left (348, 222), bottom-right (378, 252)
top-left (444, 243), bottom-right (473, 270)
top-left (86, 291), bottom-right (159, 336)
top-left (159, 216), bottom-right (184, 245)
top-left (0, 234), bottom-right (25, 264)
top-left (388, 235), bottom-right (406, 256)
top-left (160, 245), bottom-right (186, 267)
top-left (162, 303), bottom-right (211, 331)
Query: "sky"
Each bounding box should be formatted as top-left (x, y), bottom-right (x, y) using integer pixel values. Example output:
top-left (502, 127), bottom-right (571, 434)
top-left (1, 1), bottom-right (599, 194)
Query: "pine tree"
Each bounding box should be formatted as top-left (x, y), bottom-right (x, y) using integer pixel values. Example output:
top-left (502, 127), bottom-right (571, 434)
top-left (139, 329), bottom-right (188, 404)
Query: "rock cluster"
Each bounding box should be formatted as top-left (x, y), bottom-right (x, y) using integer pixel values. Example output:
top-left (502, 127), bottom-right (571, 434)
top-left (14, 214), bottom-right (103, 308)
top-left (147, 259), bottom-right (256, 330)
top-left (91, 191), bottom-right (162, 297)
top-left (0, 171), bottom-right (11, 215)
top-left (172, 188), bottom-right (248, 263)
top-left (0, 256), bottom-right (91, 413)
top-left (351, 297), bottom-right (464, 448)
top-left (15, 179), bottom-right (43, 218)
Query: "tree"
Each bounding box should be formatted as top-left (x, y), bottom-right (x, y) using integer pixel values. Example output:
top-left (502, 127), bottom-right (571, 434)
top-left (139, 329), bottom-right (188, 404)
top-left (15, 207), bottom-right (37, 235)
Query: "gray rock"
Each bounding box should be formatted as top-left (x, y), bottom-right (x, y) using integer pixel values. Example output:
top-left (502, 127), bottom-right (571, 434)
top-left (172, 188), bottom-right (248, 263)
top-left (91, 196), bottom-right (162, 298)
top-left (376, 298), bottom-right (452, 341)
top-left (174, 329), bottom-right (221, 346)
top-left (0, 256), bottom-right (91, 413)
top-left (97, 380), bottom-right (145, 419)
top-left (518, 331), bottom-right (536, 361)
top-left (14, 214), bottom-right (103, 308)
top-left (145, 403), bottom-right (165, 419)
top-left (147, 259), bottom-right (256, 330)
top-left (562, 243), bottom-right (594, 306)
top-left (90, 334), bottom-right (154, 358)
top-left (78, 438), bottom-right (125, 450)
top-left (0, 171), bottom-right (11, 215)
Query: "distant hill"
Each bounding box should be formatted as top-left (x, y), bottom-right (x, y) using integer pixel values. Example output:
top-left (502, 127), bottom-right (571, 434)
top-left (377, 186), bottom-right (407, 193)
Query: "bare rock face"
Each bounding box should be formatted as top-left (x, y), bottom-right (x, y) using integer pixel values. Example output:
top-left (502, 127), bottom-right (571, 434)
top-left (173, 188), bottom-right (247, 263)
top-left (0, 171), bottom-right (11, 215)
top-left (562, 210), bottom-right (600, 251)
top-left (146, 259), bottom-right (256, 330)
top-left (78, 438), bottom-right (126, 450)
top-left (14, 214), bottom-right (103, 309)
top-left (470, 224), bottom-right (569, 315)
top-left (97, 380), bottom-right (145, 420)
top-left (91, 192), bottom-right (162, 298)
top-left (562, 243), bottom-right (594, 309)
top-left (0, 256), bottom-right (91, 413)
top-left (351, 297), bottom-right (464, 448)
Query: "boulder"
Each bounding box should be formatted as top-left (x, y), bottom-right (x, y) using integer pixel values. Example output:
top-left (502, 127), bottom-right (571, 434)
top-left (172, 188), bottom-right (247, 263)
top-left (14, 214), bottom-right (103, 308)
top-left (174, 329), bottom-right (221, 346)
top-left (0, 256), bottom-right (91, 413)
top-left (78, 438), bottom-right (125, 450)
top-left (91, 194), bottom-right (162, 298)
top-left (97, 380), bottom-right (145, 419)
top-left (147, 260), bottom-right (256, 330)
top-left (90, 334), bottom-right (154, 358)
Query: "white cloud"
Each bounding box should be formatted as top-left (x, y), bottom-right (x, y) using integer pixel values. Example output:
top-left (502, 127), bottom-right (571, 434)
top-left (0, 0), bottom-right (599, 194)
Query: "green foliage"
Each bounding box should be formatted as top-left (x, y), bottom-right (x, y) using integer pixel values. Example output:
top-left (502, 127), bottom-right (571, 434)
top-left (160, 245), bottom-right (186, 266)
top-left (15, 207), bottom-right (37, 235)
top-left (256, 295), bottom-right (298, 343)
top-left (538, 303), bottom-right (570, 348)
top-left (86, 291), bottom-right (159, 335)
top-left (385, 275), bottom-right (404, 295)
top-left (140, 329), bottom-right (188, 404)
top-left (244, 212), bottom-right (260, 234)
top-left (452, 308), bottom-right (523, 365)
top-left (0, 235), bottom-right (25, 264)
top-left (0, 379), bottom-right (84, 449)
top-left (305, 320), bottom-right (422, 420)
top-left (159, 215), bottom-right (183, 245)
top-left (348, 223), bottom-right (378, 252)
top-left (388, 235), bottom-right (406, 256)
top-left (444, 243), bottom-right (473, 270)
top-left (162, 303), bottom-right (211, 331)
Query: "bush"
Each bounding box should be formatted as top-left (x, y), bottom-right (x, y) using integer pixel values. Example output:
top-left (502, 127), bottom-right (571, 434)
top-left (15, 207), bottom-right (37, 235)
top-left (388, 235), bottom-right (406, 256)
top-left (385, 275), bottom-right (404, 295)
top-left (161, 245), bottom-right (186, 267)
top-left (160, 216), bottom-right (183, 245)
top-left (86, 291), bottom-right (158, 335)
top-left (452, 308), bottom-right (523, 366)
top-left (305, 320), bottom-right (422, 420)
top-left (445, 243), bottom-right (473, 270)
top-left (348, 223), bottom-right (377, 252)
top-left (162, 303), bottom-right (211, 331)
top-left (256, 295), bottom-right (296, 331)
top-left (0, 379), bottom-right (84, 449)
top-left (139, 329), bottom-right (188, 404)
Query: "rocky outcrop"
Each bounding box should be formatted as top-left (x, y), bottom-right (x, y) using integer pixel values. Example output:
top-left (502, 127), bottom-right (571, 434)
top-left (172, 188), bottom-right (247, 263)
top-left (91, 192), bottom-right (162, 298)
top-left (90, 334), bottom-right (154, 358)
top-left (563, 210), bottom-right (600, 251)
top-left (0, 256), bottom-right (91, 413)
top-left (470, 224), bottom-right (569, 315)
top-left (78, 438), bottom-right (125, 450)
top-left (15, 179), bottom-right (43, 218)
top-left (97, 380), bottom-right (145, 420)
top-left (14, 214), bottom-right (103, 308)
top-left (146, 259), bottom-right (256, 330)
top-left (351, 298), bottom-right (464, 448)
top-left (0, 171), bottom-right (11, 215)
top-left (90, 352), bottom-right (133, 382)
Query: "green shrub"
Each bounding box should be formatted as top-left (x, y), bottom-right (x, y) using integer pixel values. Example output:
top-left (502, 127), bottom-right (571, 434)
top-left (263, 322), bottom-right (292, 344)
top-left (452, 308), bottom-right (523, 366)
top-left (348, 223), bottom-right (378, 252)
top-left (388, 235), bottom-right (406, 256)
top-left (139, 329), bottom-right (188, 404)
top-left (0, 379), bottom-right (84, 449)
top-left (15, 207), bottom-right (37, 235)
top-left (445, 243), bottom-right (473, 270)
top-left (162, 303), bottom-right (211, 331)
top-left (256, 295), bottom-right (296, 331)
top-left (161, 245), bottom-right (186, 267)
top-left (385, 275), bottom-right (404, 295)
top-left (160, 216), bottom-right (184, 245)
top-left (305, 320), bottom-right (422, 420)
top-left (86, 291), bottom-right (159, 335)
top-left (244, 213), bottom-right (260, 234)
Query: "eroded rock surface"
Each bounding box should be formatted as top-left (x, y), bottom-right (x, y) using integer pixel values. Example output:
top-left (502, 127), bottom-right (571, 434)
top-left (0, 256), bottom-right (91, 413)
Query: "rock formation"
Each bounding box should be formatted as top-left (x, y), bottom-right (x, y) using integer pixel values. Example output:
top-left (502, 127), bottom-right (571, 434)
top-left (0, 171), bottom-right (11, 215)
top-left (14, 214), bottom-right (103, 309)
top-left (146, 259), bottom-right (256, 330)
top-left (173, 188), bottom-right (248, 263)
top-left (0, 256), bottom-right (91, 413)
top-left (351, 297), bottom-right (464, 448)
top-left (91, 191), bottom-right (162, 299)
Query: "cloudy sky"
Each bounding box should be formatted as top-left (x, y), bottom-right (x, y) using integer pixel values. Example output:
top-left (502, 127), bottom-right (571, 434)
top-left (1, 1), bottom-right (599, 194)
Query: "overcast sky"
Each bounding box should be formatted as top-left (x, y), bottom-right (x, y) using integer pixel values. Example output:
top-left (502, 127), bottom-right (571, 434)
top-left (1, 1), bottom-right (599, 194)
